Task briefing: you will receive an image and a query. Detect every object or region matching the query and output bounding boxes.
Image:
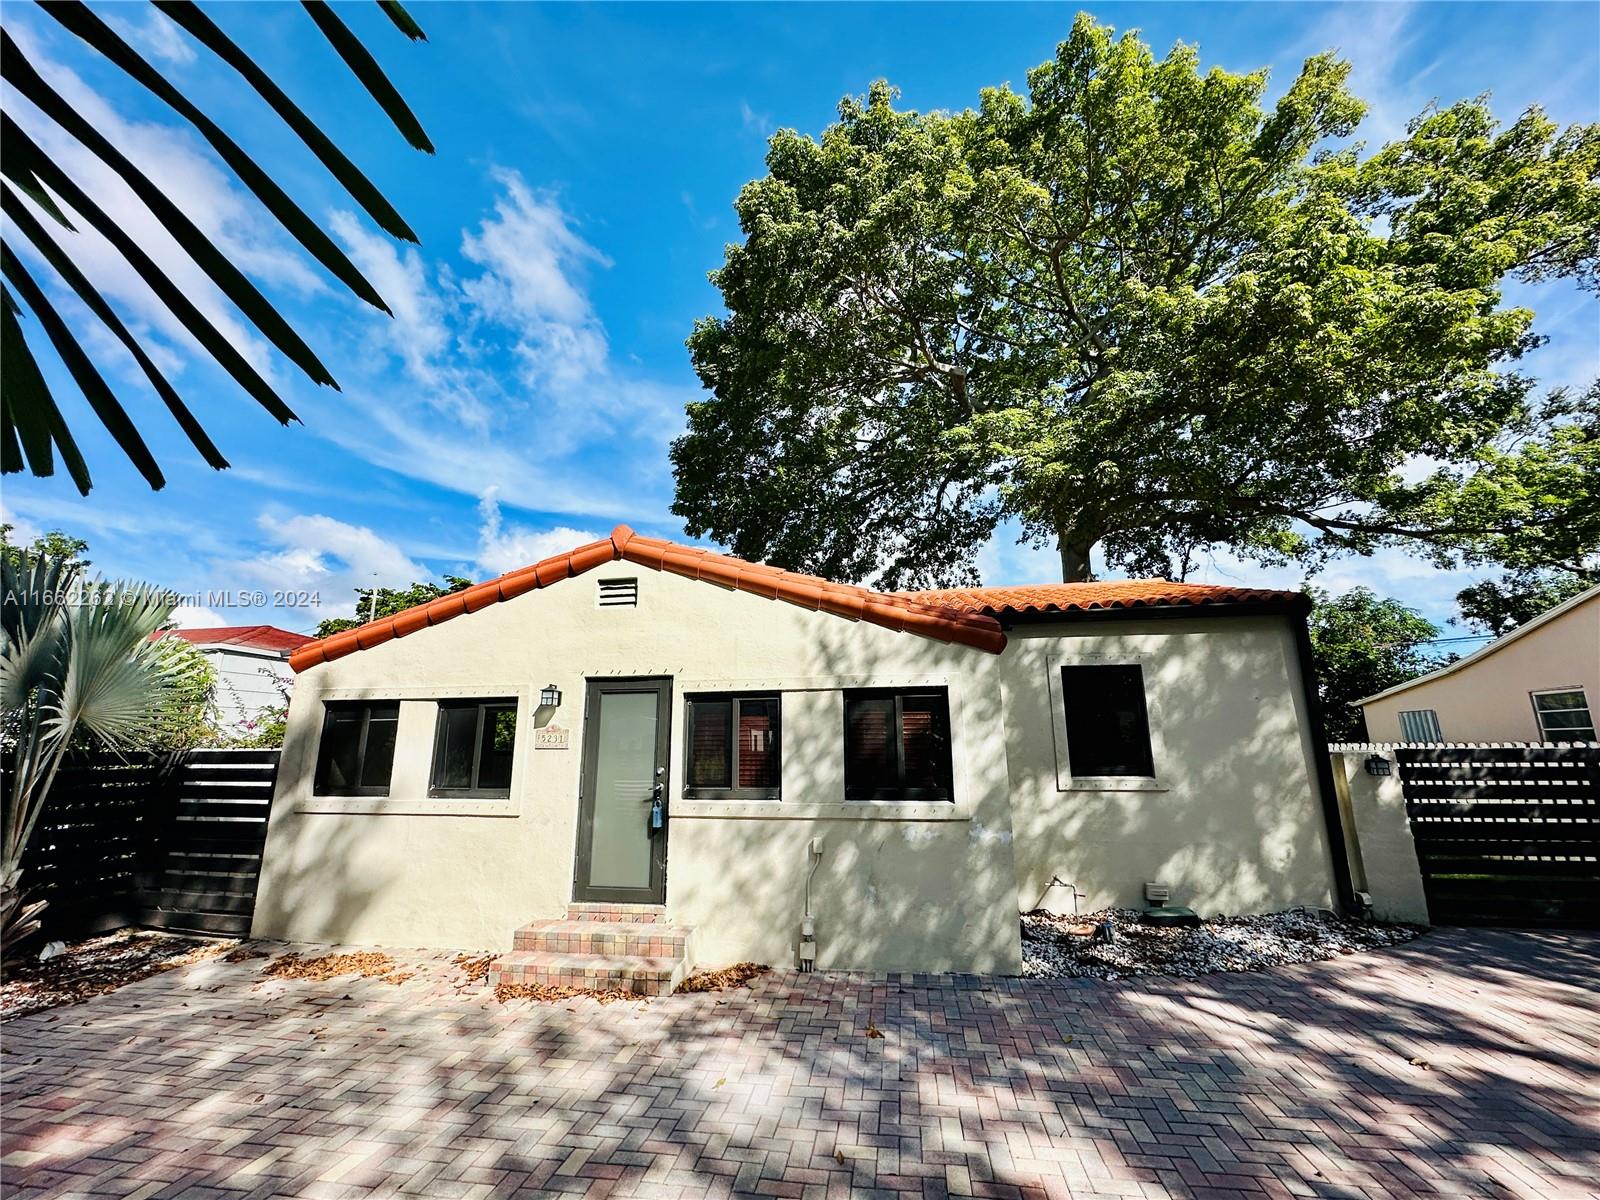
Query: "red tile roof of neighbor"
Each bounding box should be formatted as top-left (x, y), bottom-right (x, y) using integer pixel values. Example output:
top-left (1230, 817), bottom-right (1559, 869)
top-left (287, 526), bottom-right (1301, 674)
top-left (156, 626), bottom-right (315, 653)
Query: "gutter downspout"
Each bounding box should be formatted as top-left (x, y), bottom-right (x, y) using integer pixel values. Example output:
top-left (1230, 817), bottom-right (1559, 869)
top-left (1289, 598), bottom-right (1361, 916)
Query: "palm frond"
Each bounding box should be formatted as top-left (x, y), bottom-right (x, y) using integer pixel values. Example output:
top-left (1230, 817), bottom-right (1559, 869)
top-left (0, 183), bottom-right (229, 470)
top-left (0, 115), bottom-right (298, 426)
top-left (1, 30), bottom-right (340, 389)
top-left (0, 553), bottom-right (76, 715)
top-left (48, 582), bottom-right (184, 752)
top-left (153, 0), bottom-right (422, 242)
top-left (2, 240), bottom-right (166, 488)
top-left (301, 2), bottom-right (434, 153)
top-left (42, 2), bottom-right (394, 317)
top-left (378, 1), bottom-right (427, 42)
top-left (0, 0), bottom-right (432, 494)
top-left (0, 285), bottom-right (90, 493)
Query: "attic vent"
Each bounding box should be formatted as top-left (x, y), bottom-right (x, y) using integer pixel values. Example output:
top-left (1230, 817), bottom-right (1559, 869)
top-left (597, 577), bottom-right (638, 608)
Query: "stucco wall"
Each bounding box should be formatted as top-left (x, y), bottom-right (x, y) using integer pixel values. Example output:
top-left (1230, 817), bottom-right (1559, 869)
top-left (253, 567), bottom-right (1337, 971)
top-left (1361, 593), bottom-right (1599, 743)
top-left (253, 566), bottom-right (1022, 973)
top-left (1328, 749), bottom-right (1429, 924)
top-left (1003, 617), bottom-right (1338, 917)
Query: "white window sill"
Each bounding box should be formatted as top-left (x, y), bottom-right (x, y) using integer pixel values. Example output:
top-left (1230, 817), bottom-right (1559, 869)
top-left (671, 800), bottom-right (970, 821)
top-left (296, 796), bottom-right (519, 817)
top-left (1060, 777), bottom-right (1170, 793)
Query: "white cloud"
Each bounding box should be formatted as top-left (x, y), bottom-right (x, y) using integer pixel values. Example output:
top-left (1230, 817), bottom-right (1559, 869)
top-left (740, 100), bottom-right (774, 137)
top-left (170, 604), bottom-right (225, 628)
top-left (475, 489), bottom-right (599, 575)
top-left (460, 168), bottom-right (611, 391)
top-left (227, 512), bottom-right (425, 621)
top-left (1279, 1), bottom-right (1421, 145)
top-left (105, 8), bottom-right (196, 65)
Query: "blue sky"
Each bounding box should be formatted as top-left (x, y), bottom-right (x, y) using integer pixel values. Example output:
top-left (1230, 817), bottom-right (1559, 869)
top-left (2, 1), bottom-right (1596, 637)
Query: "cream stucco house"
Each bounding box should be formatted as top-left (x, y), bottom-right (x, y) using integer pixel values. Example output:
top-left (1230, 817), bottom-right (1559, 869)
top-left (252, 526), bottom-right (1351, 984)
top-left (1357, 585), bottom-right (1599, 744)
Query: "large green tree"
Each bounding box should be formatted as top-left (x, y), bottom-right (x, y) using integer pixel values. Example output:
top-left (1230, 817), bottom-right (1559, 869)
top-left (675, 15), bottom-right (1600, 586)
top-left (1307, 587), bottom-right (1450, 741)
top-left (1, 1), bottom-right (431, 495)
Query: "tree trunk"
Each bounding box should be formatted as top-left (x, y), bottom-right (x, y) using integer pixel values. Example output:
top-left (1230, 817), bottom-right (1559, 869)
top-left (1057, 534), bottom-right (1094, 582)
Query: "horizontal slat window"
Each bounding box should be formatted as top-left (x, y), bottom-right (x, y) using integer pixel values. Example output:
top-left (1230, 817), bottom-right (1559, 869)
top-left (684, 694), bottom-right (781, 800)
top-left (844, 689), bottom-right (953, 802)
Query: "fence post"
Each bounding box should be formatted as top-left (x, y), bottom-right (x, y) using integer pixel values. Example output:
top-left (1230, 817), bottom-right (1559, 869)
top-left (1329, 747), bottom-right (1431, 925)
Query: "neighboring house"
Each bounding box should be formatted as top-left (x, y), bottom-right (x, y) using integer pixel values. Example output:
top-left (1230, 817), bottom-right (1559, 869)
top-left (156, 626), bottom-right (315, 730)
top-left (253, 525), bottom-right (1350, 976)
top-left (1357, 585), bottom-right (1599, 745)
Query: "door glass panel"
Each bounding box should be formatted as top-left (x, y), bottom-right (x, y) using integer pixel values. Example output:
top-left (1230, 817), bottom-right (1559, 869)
top-left (589, 690), bottom-right (658, 890)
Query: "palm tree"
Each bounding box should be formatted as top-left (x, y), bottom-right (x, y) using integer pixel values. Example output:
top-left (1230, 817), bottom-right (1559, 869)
top-left (1, 550), bottom-right (202, 953)
top-left (1, 0), bottom-right (432, 494)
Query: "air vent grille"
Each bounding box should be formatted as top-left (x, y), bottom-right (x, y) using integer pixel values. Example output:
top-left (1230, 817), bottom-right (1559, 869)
top-left (597, 577), bottom-right (639, 607)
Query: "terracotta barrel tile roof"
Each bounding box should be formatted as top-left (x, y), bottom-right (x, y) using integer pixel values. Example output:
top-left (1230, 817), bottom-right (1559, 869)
top-left (287, 529), bottom-right (1304, 675)
top-left (288, 526), bottom-right (1008, 672)
top-left (897, 580), bottom-right (1303, 617)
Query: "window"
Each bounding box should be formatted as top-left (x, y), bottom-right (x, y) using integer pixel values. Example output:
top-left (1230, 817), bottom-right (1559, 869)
top-left (684, 694), bottom-right (781, 799)
top-left (1399, 709), bottom-right (1442, 742)
top-left (314, 701), bottom-right (399, 796)
top-left (843, 689), bottom-right (953, 802)
top-left (1061, 665), bottom-right (1156, 778)
top-left (430, 700), bottom-right (518, 797)
top-left (1532, 689), bottom-right (1596, 742)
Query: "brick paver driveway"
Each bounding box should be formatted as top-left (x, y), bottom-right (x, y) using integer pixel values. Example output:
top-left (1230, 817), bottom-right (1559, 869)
top-left (3, 929), bottom-right (1597, 1199)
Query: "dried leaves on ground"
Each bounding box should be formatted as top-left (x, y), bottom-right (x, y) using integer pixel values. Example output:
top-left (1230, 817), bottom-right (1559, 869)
top-left (260, 951), bottom-right (411, 986)
top-left (676, 962), bottom-right (770, 994)
top-left (453, 953), bottom-right (495, 985)
top-left (1, 930), bottom-right (236, 1021)
top-left (494, 981), bottom-right (637, 1005)
top-left (1022, 908), bottom-right (1422, 979)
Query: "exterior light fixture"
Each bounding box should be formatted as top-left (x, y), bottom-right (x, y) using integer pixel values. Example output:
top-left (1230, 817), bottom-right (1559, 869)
top-left (1364, 753), bottom-right (1392, 777)
top-left (539, 684), bottom-right (562, 709)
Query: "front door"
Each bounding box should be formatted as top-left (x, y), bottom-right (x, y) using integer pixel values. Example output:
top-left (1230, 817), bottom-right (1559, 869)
top-left (573, 677), bottom-right (670, 904)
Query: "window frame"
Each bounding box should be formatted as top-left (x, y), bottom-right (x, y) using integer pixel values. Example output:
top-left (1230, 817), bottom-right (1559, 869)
top-left (428, 698), bottom-right (519, 799)
top-left (1398, 709), bottom-right (1443, 743)
top-left (313, 700), bottom-right (399, 797)
top-left (1059, 663), bottom-right (1157, 780)
top-left (682, 692), bottom-right (782, 801)
top-left (1530, 688), bottom-right (1596, 742)
top-left (842, 687), bottom-right (954, 803)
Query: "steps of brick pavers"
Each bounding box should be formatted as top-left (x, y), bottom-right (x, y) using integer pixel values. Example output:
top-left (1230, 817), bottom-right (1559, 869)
top-left (565, 902), bottom-right (667, 924)
top-left (513, 918), bottom-right (689, 957)
top-left (488, 950), bottom-right (686, 996)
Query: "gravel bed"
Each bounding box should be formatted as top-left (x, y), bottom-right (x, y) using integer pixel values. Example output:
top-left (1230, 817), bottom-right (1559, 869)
top-left (1022, 907), bottom-right (1422, 979)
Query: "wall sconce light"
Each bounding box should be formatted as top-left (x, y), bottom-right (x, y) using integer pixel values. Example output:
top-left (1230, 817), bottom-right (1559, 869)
top-left (539, 684), bottom-right (562, 709)
top-left (1364, 753), bottom-right (1392, 777)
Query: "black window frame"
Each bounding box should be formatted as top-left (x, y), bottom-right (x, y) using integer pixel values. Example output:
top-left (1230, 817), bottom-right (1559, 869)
top-left (1060, 664), bottom-right (1157, 779)
top-left (843, 688), bottom-right (954, 803)
top-left (313, 700), bottom-right (400, 797)
top-left (429, 698), bottom-right (519, 799)
top-left (682, 692), bottom-right (782, 801)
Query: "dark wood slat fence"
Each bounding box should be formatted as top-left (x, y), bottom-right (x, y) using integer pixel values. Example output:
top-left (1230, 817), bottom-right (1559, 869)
top-left (1397, 744), bottom-right (1600, 928)
top-left (15, 748), bottom-right (280, 941)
